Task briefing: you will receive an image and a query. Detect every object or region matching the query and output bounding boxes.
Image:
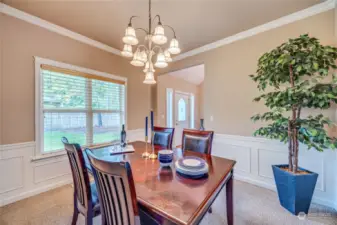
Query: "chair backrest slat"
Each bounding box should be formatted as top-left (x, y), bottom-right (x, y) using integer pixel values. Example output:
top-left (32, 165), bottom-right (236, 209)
top-left (62, 138), bottom-right (91, 208)
top-left (86, 149), bottom-right (139, 225)
top-left (182, 129), bottom-right (214, 154)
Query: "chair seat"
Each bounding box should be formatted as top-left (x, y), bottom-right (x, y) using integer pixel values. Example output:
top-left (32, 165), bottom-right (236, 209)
top-left (83, 151), bottom-right (93, 173)
top-left (91, 183), bottom-right (101, 216)
top-left (90, 183), bottom-right (99, 207)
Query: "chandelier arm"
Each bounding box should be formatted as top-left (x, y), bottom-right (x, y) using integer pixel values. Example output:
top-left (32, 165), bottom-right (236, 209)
top-left (151, 45), bottom-right (163, 53)
top-left (135, 28), bottom-right (149, 35)
top-left (128, 16), bottom-right (139, 26)
top-left (152, 15), bottom-right (161, 24)
top-left (163, 25), bottom-right (177, 38)
top-left (150, 15), bottom-right (163, 35)
top-left (136, 45), bottom-right (149, 52)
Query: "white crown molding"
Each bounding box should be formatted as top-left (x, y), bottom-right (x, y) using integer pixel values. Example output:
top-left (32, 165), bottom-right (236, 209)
top-left (173, 0), bottom-right (335, 62)
top-left (0, 1), bottom-right (335, 61)
top-left (0, 3), bottom-right (121, 56)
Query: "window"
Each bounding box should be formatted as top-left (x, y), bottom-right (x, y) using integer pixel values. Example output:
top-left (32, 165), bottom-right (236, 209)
top-left (35, 58), bottom-right (126, 155)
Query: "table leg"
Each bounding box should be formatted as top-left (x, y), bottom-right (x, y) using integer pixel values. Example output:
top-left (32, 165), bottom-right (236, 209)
top-left (226, 173), bottom-right (233, 225)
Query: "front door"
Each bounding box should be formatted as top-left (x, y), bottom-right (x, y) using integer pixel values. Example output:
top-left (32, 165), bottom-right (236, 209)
top-left (174, 92), bottom-right (190, 147)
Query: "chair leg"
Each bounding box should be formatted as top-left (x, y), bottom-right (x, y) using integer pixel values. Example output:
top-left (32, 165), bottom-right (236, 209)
top-left (85, 218), bottom-right (93, 225)
top-left (85, 211), bottom-right (93, 225)
top-left (71, 208), bottom-right (79, 225)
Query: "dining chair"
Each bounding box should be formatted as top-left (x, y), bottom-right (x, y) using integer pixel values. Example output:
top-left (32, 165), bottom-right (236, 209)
top-left (152, 126), bottom-right (175, 149)
top-left (181, 129), bottom-right (215, 213)
top-left (85, 149), bottom-right (160, 225)
top-left (62, 138), bottom-right (100, 225)
top-left (181, 129), bottom-right (214, 154)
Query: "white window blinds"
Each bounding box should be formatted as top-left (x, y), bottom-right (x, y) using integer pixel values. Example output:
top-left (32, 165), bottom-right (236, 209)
top-left (41, 65), bottom-right (125, 153)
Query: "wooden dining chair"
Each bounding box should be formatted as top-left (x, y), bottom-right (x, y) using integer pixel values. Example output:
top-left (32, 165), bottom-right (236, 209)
top-left (182, 129), bottom-right (214, 154)
top-left (85, 149), bottom-right (160, 225)
top-left (62, 138), bottom-right (100, 225)
top-left (152, 126), bottom-right (175, 149)
top-left (181, 129), bottom-right (215, 213)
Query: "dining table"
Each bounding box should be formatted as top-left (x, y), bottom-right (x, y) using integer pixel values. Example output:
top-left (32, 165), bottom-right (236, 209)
top-left (86, 141), bottom-right (236, 225)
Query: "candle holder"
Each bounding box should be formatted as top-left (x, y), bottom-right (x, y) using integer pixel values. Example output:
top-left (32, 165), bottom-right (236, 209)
top-left (148, 131), bottom-right (157, 159)
top-left (142, 136), bottom-right (150, 158)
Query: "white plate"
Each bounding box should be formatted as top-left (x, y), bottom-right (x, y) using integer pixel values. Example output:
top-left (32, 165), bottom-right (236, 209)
top-left (182, 158), bottom-right (201, 167)
top-left (175, 161), bottom-right (209, 176)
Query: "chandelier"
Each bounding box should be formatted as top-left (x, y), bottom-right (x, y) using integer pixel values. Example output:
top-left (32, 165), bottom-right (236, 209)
top-left (120, 0), bottom-right (181, 84)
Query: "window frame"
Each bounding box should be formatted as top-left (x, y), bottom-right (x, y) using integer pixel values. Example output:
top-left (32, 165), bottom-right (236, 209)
top-left (34, 57), bottom-right (127, 158)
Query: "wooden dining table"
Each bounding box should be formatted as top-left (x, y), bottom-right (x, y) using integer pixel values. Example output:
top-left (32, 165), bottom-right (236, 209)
top-left (86, 141), bottom-right (236, 225)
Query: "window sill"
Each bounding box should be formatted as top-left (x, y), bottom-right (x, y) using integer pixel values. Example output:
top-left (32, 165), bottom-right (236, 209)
top-left (31, 151), bottom-right (67, 162)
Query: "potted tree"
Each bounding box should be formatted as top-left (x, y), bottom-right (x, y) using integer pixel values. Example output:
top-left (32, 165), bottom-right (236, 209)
top-left (250, 34), bottom-right (337, 215)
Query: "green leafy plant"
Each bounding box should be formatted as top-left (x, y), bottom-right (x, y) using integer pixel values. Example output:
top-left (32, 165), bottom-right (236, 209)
top-left (250, 34), bottom-right (337, 173)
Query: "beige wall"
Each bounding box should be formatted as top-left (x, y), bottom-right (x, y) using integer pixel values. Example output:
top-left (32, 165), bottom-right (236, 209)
top-left (157, 75), bottom-right (202, 129)
top-left (1, 14), bottom-right (151, 145)
top-left (160, 10), bottom-right (337, 136)
top-left (0, 14), bottom-right (3, 145)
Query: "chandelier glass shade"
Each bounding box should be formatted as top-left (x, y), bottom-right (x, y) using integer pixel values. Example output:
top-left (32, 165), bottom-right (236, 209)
top-left (168, 38), bottom-right (181, 54)
top-left (121, 0), bottom-right (181, 84)
top-left (152, 24), bottom-right (167, 45)
top-left (143, 71), bottom-right (156, 84)
top-left (122, 26), bottom-right (139, 45)
top-left (155, 52), bottom-right (168, 68)
top-left (121, 44), bottom-right (133, 58)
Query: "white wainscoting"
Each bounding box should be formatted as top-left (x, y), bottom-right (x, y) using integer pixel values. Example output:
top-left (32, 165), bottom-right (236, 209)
top-left (212, 134), bottom-right (337, 210)
top-left (1, 131), bottom-right (336, 210)
top-left (0, 129), bottom-right (144, 207)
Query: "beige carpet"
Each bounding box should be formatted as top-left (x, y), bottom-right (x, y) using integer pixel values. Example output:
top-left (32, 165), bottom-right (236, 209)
top-left (1, 180), bottom-right (336, 225)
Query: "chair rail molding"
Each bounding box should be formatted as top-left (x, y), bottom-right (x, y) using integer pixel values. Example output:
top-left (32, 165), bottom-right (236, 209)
top-left (1, 129), bottom-right (336, 210)
top-left (1, 1), bottom-right (335, 60)
top-left (0, 129), bottom-right (145, 207)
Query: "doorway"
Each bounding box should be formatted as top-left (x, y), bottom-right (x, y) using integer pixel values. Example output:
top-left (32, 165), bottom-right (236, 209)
top-left (174, 91), bottom-right (191, 146)
top-left (159, 64), bottom-right (204, 147)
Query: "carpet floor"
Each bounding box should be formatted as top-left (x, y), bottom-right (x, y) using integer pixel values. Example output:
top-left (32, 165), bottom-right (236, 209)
top-left (0, 180), bottom-right (336, 225)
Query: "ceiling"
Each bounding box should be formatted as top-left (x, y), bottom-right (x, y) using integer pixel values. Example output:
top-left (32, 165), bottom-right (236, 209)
top-left (167, 64), bottom-right (204, 85)
top-left (4, 0), bottom-right (324, 53)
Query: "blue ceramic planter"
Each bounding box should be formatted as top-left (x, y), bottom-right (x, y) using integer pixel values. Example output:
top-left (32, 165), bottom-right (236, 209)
top-left (272, 164), bottom-right (318, 215)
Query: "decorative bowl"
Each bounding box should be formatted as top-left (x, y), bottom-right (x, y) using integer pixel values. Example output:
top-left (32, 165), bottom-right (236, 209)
top-left (158, 150), bottom-right (173, 167)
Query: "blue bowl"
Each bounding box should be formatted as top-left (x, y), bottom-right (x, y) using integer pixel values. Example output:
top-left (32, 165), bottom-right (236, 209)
top-left (159, 155), bottom-right (173, 159)
top-left (159, 158), bottom-right (173, 163)
top-left (158, 150), bottom-right (173, 165)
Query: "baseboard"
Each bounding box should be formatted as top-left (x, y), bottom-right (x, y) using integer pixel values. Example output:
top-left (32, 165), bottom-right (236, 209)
top-left (0, 178), bottom-right (73, 207)
top-left (234, 173), bottom-right (276, 191)
top-left (234, 173), bottom-right (337, 210)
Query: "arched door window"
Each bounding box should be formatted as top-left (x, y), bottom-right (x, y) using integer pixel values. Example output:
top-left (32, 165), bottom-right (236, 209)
top-left (178, 98), bottom-right (186, 121)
